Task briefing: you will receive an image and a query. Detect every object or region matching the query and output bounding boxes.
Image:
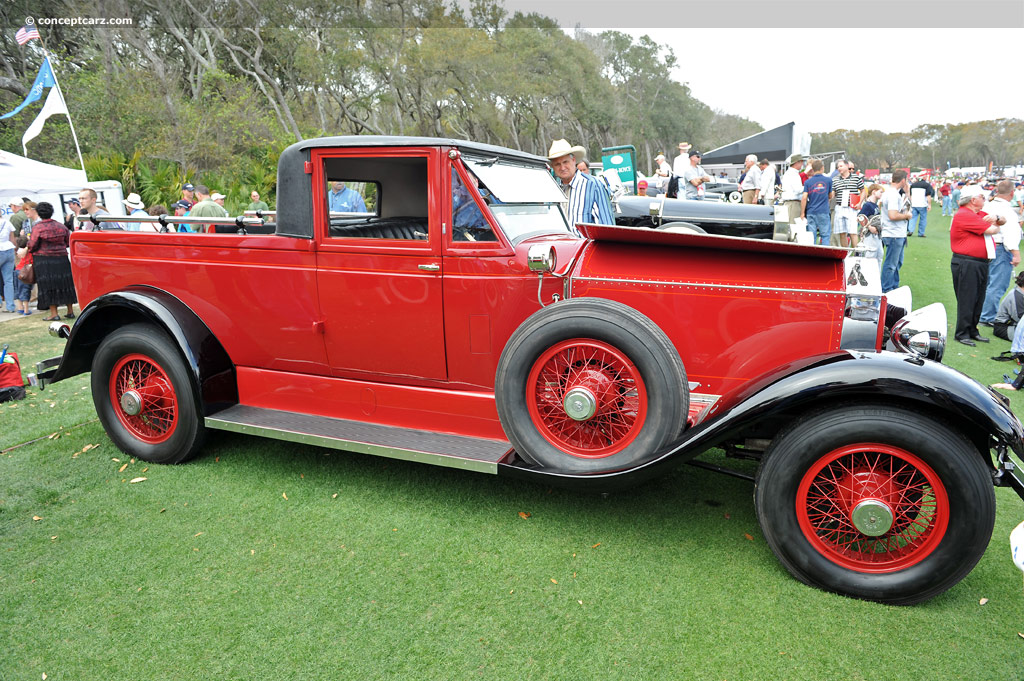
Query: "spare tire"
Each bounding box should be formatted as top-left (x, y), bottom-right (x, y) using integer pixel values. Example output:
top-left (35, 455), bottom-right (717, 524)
top-left (495, 298), bottom-right (688, 473)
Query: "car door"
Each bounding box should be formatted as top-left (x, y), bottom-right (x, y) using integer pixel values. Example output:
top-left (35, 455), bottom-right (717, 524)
top-left (312, 146), bottom-right (447, 382)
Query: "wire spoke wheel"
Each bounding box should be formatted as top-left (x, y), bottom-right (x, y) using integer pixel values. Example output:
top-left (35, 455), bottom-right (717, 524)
top-left (495, 298), bottom-right (687, 473)
top-left (755, 405), bottom-right (995, 604)
top-left (109, 353), bottom-right (179, 444)
top-left (796, 443), bottom-right (948, 572)
top-left (526, 339), bottom-right (647, 458)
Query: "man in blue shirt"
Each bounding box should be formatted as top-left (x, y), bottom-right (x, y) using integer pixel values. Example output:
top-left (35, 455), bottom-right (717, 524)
top-left (548, 138), bottom-right (614, 235)
top-left (328, 182), bottom-right (366, 213)
top-left (801, 159), bottom-right (834, 245)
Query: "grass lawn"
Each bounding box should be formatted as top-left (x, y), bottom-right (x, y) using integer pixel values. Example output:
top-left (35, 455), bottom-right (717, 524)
top-left (2, 211), bottom-right (1023, 680)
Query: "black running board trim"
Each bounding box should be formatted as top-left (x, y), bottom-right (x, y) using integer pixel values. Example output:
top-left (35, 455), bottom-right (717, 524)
top-left (205, 405), bottom-right (510, 474)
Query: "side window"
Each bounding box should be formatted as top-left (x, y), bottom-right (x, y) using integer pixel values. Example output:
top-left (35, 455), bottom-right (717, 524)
top-left (323, 156), bottom-right (429, 241)
top-left (326, 181), bottom-right (375, 216)
top-left (451, 168), bottom-right (497, 242)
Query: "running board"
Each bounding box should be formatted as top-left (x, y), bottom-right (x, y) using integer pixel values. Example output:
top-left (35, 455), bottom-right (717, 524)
top-left (205, 405), bottom-right (512, 474)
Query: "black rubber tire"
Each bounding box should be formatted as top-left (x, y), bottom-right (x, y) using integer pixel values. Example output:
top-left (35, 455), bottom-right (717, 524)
top-left (754, 405), bottom-right (995, 605)
top-left (91, 323), bottom-right (205, 464)
top-left (727, 191), bottom-right (742, 204)
top-left (495, 298), bottom-right (687, 472)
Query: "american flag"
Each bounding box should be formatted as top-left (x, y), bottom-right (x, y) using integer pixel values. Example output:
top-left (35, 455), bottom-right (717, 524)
top-left (15, 25), bottom-right (40, 46)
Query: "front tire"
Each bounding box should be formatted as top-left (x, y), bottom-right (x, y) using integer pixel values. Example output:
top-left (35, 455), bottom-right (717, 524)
top-left (755, 405), bottom-right (995, 604)
top-left (496, 298), bottom-right (687, 473)
top-left (727, 190), bottom-right (742, 204)
top-left (92, 323), bottom-right (205, 464)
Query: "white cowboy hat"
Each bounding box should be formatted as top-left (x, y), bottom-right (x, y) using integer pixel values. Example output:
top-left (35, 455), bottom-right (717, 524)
top-left (547, 139), bottom-right (586, 161)
top-left (123, 193), bottom-right (144, 210)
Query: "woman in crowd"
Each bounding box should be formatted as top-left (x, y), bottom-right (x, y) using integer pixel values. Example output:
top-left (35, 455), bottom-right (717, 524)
top-left (27, 202), bottom-right (76, 321)
top-left (21, 201), bottom-right (39, 237)
top-left (857, 183), bottom-right (885, 263)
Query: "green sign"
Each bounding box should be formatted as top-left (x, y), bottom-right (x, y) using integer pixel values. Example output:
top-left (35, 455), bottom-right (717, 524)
top-left (601, 145), bottom-right (637, 195)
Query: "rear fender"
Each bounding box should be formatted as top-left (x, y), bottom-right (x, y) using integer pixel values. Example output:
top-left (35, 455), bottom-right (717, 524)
top-left (500, 351), bottom-right (1024, 493)
top-left (48, 286), bottom-right (237, 415)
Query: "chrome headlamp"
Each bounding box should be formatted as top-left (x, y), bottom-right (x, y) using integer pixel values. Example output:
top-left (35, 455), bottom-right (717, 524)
top-left (889, 302), bottom-right (946, 362)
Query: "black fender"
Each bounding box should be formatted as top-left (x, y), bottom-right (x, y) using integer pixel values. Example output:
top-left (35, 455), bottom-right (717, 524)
top-left (499, 350), bottom-right (1024, 493)
top-left (47, 286), bottom-right (237, 416)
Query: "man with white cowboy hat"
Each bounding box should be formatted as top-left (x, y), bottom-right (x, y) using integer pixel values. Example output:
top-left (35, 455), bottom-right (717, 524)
top-left (672, 142), bottom-right (692, 176)
top-left (121, 192), bottom-right (147, 231)
top-left (548, 138), bottom-right (614, 234)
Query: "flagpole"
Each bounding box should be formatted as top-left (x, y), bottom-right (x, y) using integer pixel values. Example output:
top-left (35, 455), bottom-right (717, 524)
top-left (33, 30), bottom-right (86, 176)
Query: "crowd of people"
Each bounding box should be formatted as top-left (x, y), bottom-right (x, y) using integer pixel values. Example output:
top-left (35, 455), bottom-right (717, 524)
top-left (0, 183), bottom-right (269, 316)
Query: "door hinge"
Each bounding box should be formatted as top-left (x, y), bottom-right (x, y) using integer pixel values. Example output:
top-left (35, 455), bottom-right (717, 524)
top-left (304, 161), bottom-right (313, 174)
top-left (312, 320), bottom-right (325, 334)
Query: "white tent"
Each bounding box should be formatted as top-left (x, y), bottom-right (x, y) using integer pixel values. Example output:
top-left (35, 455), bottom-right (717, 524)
top-left (0, 150), bottom-right (87, 201)
top-left (0, 150), bottom-right (125, 218)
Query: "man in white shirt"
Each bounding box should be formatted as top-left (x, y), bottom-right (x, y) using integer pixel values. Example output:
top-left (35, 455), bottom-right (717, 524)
top-left (780, 154), bottom-right (805, 225)
top-left (652, 153), bottom-right (671, 193)
top-left (757, 159), bottom-right (776, 206)
top-left (880, 170), bottom-right (912, 292)
top-left (739, 154), bottom-right (761, 204)
top-left (980, 179), bottom-right (1023, 325)
top-left (672, 142), bottom-right (691, 176)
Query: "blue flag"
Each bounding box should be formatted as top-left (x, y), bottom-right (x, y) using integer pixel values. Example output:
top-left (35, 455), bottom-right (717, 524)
top-left (1, 57), bottom-right (56, 120)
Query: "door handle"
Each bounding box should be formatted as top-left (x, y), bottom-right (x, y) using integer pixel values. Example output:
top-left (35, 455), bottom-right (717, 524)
top-left (418, 263), bottom-right (440, 271)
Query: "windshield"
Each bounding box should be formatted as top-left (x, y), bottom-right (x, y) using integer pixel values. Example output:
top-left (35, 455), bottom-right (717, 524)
top-left (461, 156), bottom-right (572, 240)
top-left (488, 203), bottom-right (570, 241)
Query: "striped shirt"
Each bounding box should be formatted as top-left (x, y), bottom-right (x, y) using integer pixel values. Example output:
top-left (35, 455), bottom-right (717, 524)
top-left (564, 171), bottom-right (614, 234)
top-left (832, 173), bottom-right (864, 207)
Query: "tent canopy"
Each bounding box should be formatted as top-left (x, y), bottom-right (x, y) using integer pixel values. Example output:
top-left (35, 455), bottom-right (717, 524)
top-left (701, 122), bottom-right (806, 165)
top-left (0, 150), bottom-right (87, 202)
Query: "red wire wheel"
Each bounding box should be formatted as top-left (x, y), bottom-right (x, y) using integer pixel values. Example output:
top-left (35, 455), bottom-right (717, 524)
top-left (525, 338), bottom-right (648, 458)
top-left (108, 353), bottom-right (179, 444)
top-left (796, 443), bottom-right (949, 573)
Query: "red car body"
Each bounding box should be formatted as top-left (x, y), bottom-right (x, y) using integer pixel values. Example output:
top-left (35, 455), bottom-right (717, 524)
top-left (39, 136), bottom-right (1024, 605)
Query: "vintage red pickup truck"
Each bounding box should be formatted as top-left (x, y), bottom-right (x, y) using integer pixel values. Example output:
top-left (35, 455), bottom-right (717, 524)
top-left (37, 136), bottom-right (1024, 604)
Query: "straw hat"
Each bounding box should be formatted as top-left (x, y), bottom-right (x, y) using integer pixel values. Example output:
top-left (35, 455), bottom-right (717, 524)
top-left (123, 193), bottom-right (144, 210)
top-left (547, 139), bottom-right (586, 161)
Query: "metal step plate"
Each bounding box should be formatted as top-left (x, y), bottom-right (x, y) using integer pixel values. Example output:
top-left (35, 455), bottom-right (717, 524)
top-left (206, 405), bottom-right (511, 474)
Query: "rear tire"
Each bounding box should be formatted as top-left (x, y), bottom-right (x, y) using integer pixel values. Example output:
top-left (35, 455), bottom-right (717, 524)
top-left (496, 298), bottom-right (687, 473)
top-left (92, 323), bottom-right (205, 464)
top-left (754, 405), bottom-right (995, 604)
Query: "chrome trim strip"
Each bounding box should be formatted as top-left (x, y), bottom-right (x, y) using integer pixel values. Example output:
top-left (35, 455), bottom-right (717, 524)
top-left (662, 215), bottom-right (771, 225)
top-left (573, 276), bottom-right (844, 296)
top-left (205, 417), bottom-right (501, 474)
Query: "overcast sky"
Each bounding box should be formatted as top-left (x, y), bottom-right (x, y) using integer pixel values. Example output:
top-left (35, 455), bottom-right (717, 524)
top-left (632, 28), bottom-right (1024, 134)
top-left (603, 28), bottom-right (1024, 135)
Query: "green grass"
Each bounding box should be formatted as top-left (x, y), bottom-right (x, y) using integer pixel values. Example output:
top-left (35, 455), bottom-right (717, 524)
top-left (3, 216), bottom-right (1024, 680)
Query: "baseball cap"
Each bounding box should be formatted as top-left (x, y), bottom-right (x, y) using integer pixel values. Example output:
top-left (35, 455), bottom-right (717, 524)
top-left (182, 183), bottom-right (195, 191)
top-left (172, 200), bottom-right (191, 209)
top-left (688, 149), bottom-right (702, 157)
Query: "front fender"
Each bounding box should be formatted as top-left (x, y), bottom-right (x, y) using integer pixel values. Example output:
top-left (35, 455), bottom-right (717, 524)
top-left (499, 351), bottom-right (1024, 493)
top-left (45, 286), bottom-right (237, 415)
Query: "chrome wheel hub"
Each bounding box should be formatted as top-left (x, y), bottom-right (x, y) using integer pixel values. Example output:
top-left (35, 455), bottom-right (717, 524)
top-left (563, 387), bottom-right (598, 421)
top-left (120, 389), bottom-right (143, 416)
top-left (850, 499), bottom-right (894, 537)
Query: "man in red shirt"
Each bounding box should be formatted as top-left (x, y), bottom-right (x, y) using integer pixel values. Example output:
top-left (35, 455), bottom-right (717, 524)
top-left (940, 181), bottom-right (952, 216)
top-left (950, 185), bottom-right (1003, 346)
